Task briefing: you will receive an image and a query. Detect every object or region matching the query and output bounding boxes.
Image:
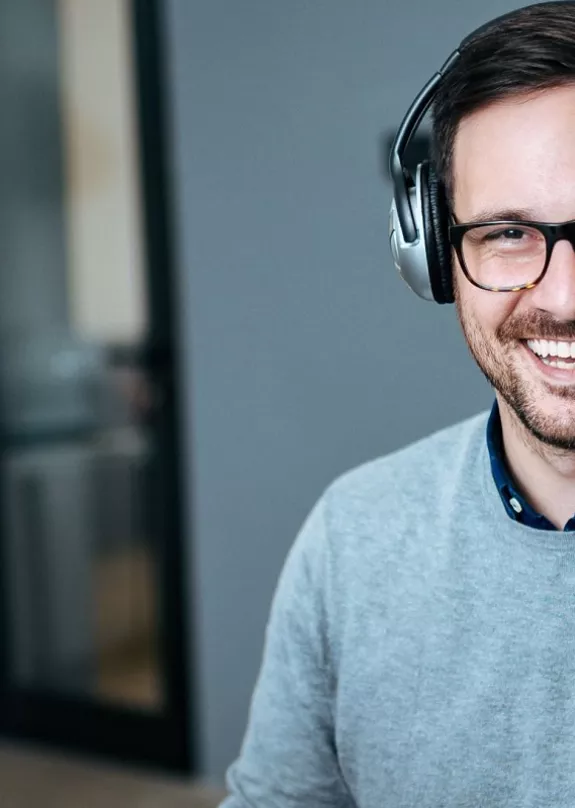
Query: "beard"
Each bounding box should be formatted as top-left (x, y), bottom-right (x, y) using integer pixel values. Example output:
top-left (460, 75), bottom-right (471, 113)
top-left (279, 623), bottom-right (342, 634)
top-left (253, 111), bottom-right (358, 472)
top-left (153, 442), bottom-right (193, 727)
top-left (454, 281), bottom-right (575, 451)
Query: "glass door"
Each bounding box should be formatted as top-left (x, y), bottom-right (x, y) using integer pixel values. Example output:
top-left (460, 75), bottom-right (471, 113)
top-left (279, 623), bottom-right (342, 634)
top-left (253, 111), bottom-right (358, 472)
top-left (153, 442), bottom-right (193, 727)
top-left (0, 0), bottom-right (192, 772)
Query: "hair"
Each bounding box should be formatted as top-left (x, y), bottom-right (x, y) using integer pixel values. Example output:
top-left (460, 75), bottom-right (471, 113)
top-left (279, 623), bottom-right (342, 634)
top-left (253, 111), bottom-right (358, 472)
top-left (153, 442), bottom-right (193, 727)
top-left (432, 1), bottom-right (575, 205)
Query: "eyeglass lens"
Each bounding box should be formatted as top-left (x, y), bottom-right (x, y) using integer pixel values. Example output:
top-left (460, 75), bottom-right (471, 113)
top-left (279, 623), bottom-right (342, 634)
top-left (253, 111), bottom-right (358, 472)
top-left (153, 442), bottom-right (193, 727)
top-left (461, 224), bottom-right (546, 289)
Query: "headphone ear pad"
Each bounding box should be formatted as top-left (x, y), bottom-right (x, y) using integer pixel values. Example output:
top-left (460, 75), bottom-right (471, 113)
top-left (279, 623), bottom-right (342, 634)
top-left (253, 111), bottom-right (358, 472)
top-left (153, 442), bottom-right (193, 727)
top-left (420, 162), bottom-right (453, 304)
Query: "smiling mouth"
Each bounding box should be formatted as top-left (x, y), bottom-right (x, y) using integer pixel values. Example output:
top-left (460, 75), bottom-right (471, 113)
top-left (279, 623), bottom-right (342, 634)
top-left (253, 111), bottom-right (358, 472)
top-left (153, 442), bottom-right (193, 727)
top-left (525, 338), bottom-right (575, 369)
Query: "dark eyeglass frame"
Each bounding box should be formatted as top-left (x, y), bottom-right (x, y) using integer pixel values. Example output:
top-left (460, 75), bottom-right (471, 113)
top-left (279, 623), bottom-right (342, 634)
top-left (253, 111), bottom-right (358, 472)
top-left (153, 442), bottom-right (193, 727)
top-left (448, 218), bottom-right (575, 293)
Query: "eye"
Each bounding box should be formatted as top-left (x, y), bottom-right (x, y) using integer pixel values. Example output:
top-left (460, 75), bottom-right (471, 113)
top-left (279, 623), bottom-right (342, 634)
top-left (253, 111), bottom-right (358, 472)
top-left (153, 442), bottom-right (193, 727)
top-left (485, 227), bottom-right (526, 242)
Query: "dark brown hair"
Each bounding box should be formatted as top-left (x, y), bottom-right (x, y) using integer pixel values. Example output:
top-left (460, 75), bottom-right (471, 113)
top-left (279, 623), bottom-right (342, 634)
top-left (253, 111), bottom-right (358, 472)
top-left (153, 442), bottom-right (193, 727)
top-left (432, 1), bottom-right (575, 204)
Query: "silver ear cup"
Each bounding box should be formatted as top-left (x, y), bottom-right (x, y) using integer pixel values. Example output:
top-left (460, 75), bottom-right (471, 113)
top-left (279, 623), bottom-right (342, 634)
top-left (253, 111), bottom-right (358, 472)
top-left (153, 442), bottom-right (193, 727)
top-left (388, 206), bottom-right (402, 273)
top-left (388, 166), bottom-right (436, 302)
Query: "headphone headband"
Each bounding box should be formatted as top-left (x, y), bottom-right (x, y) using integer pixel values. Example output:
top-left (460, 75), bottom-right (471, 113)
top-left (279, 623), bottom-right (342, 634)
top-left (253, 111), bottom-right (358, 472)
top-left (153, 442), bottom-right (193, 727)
top-left (389, 50), bottom-right (459, 244)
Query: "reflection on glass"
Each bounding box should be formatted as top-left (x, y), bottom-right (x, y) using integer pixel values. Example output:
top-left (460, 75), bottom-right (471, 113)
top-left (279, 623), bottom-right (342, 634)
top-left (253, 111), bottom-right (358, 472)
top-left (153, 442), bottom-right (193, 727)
top-left (0, 0), bottom-right (163, 711)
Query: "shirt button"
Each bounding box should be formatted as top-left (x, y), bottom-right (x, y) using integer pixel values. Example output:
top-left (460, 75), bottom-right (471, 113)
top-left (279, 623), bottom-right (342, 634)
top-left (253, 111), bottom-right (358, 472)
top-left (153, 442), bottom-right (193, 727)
top-left (509, 497), bottom-right (523, 514)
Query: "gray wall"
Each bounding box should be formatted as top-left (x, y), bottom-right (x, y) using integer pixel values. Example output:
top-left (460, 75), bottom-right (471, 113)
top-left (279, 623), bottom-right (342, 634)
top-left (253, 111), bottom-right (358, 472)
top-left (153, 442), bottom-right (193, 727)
top-left (165, 0), bottom-right (526, 782)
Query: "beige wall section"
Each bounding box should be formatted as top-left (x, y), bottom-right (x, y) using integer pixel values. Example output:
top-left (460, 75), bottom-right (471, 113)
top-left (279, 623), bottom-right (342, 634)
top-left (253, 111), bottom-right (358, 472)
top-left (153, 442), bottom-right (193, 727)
top-left (57, 0), bottom-right (147, 345)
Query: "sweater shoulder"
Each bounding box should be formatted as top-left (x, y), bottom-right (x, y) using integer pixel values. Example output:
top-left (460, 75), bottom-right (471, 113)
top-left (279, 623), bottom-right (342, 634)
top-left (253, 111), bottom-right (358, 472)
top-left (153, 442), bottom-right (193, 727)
top-left (323, 409), bottom-right (489, 515)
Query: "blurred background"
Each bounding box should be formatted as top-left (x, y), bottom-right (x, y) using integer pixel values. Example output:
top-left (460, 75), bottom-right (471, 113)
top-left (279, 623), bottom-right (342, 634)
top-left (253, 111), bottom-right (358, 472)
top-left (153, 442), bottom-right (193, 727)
top-left (0, 0), bottom-right (526, 804)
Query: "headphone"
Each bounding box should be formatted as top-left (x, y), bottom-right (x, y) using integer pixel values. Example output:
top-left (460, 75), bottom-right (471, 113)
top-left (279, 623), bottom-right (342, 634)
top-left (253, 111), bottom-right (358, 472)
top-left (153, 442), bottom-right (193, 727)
top-left (388, 1), bottom-right (575, 304)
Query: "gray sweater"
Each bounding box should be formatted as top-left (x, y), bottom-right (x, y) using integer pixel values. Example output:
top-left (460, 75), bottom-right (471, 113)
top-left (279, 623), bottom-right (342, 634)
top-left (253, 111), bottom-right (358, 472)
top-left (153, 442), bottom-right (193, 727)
top-left (220, 411), bottom-right (575, 807)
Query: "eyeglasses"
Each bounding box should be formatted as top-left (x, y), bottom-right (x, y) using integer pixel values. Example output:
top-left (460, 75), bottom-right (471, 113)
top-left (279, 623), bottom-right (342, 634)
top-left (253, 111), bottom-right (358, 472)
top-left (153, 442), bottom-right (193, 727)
top-left (448, 219), bottom-right (575, 292)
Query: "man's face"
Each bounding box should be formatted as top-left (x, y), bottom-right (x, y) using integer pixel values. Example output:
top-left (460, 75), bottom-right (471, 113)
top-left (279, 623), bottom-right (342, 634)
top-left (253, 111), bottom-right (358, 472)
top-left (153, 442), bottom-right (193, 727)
top-left (452, 83), bottom-right (575, 450)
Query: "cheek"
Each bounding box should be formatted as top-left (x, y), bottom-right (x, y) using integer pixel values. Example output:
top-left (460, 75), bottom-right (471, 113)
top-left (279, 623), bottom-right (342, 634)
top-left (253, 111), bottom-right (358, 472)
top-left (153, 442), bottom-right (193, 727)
top-left (454, 261), bottom-right (516, 334)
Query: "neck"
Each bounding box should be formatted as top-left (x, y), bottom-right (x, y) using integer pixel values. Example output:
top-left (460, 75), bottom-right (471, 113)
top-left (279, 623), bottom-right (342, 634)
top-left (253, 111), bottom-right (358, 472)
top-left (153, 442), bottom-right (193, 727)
top-left (497, 395), bottom-right (575, 530)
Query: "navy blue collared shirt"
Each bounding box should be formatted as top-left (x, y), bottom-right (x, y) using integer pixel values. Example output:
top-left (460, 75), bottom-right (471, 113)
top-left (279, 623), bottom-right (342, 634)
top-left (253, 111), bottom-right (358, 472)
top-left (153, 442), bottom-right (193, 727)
top-left (487, 401), bottom-right (575, 531)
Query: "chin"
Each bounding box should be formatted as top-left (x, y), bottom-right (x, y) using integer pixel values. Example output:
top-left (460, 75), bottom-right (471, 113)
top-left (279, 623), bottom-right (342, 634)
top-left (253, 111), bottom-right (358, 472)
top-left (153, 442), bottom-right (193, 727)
top-left (504, 387), bottom-right (575, 451)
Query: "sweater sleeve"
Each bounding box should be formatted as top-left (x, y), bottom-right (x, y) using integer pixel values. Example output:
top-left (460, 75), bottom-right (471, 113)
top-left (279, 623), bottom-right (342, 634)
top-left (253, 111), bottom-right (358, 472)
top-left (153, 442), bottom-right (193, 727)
top-left (218, 496), bottom-right (354, 808)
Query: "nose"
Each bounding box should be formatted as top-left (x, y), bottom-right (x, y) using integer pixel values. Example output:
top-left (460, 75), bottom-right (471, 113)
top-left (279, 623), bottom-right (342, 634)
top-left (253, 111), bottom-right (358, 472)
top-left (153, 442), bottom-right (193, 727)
top-left (528, 239), bottom-right (575, 320)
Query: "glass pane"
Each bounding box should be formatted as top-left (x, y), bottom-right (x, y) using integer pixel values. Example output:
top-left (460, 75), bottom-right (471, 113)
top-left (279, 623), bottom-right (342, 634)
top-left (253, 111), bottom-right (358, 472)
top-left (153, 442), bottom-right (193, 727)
top-left (0, 0), bottom-right (164, 712)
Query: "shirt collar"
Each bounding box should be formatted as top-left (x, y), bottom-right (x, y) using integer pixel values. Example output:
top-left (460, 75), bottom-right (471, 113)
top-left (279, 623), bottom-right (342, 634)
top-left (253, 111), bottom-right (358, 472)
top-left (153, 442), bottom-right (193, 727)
top-left (486, 400), bottom-right (564, 531)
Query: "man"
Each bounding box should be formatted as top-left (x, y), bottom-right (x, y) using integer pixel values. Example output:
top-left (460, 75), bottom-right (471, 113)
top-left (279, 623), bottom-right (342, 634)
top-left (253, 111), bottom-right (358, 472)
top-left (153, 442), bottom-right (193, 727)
top-left (220, 2), bottom-right (575, 805)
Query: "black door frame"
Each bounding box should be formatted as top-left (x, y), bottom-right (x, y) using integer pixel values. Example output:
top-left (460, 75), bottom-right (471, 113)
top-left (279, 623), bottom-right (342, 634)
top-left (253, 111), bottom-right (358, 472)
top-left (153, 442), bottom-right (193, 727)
top-left (0, 0), bottom-right (195, 775)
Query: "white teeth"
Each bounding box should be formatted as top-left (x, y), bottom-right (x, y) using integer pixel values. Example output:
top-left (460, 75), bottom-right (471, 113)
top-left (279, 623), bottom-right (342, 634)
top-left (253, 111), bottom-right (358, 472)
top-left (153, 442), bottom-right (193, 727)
top-left (541, 357), bottom-right (575, 370)
top-left (527, 339), bottom-right (575, 359)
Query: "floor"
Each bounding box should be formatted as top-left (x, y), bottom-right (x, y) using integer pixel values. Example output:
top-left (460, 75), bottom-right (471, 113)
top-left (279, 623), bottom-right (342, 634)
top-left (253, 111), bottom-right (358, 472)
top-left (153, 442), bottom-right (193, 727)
top-left (0, 742), bottom-right (228, 808)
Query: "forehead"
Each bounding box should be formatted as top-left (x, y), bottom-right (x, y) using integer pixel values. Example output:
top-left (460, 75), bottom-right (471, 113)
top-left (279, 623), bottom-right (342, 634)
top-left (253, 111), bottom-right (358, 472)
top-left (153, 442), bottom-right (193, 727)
top-left (452, 83), bottom-right (575, 221)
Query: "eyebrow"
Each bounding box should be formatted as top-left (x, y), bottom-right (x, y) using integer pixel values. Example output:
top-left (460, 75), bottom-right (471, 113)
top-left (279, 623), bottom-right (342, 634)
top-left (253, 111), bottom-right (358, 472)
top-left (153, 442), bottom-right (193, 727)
top-left (455, 208), bottom-right (539, 225)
